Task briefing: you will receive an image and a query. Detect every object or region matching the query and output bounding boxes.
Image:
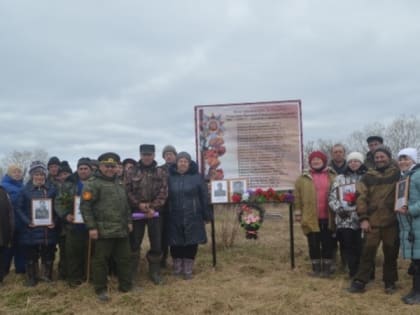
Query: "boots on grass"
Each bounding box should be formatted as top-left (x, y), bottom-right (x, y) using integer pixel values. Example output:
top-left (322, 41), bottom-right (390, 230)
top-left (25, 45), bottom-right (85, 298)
top-left (182, 258), bottom-right (194, 280)
top-left (404, 273), bottom-right (420, 305)
top-left (320, 259), bottom-right (334, 278)
top-left (308, 259), bottom-right (321, 277)
top-left (149, 263), bottom-right (163, 285)
top-left (40, 261), bottom-right (53, 282)
top-left (172, 258), bottom-right (183, 277)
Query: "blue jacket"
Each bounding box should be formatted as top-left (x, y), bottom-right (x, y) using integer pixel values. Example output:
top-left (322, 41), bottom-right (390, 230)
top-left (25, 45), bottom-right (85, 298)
top-left (1, 174), bottom-right (23, 209)
top-left (397, 164), bottom-right (420, 259)
top-left (167, 161), bottom-right (212, 246)
top-left (15, 180), bottom-right (58, 246)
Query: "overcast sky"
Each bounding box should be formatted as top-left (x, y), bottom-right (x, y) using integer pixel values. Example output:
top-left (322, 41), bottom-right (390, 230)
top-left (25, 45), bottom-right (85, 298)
top-left (1, 1), bottom-right (419, 168)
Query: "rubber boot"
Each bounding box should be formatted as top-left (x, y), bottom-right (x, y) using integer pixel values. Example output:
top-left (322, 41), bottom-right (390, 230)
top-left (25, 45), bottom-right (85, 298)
top-left (404, 273), bottom-right (420, 305)
top-left (182, 258), bottom-right (194, 280)
top-left (172, 258), bottom-right (183, 276)
top-left (40, 261), bottom-right (53, 282)
top-left (149, 262), bottom-right (163, 285)
top-left (308, 259), bottom-right (321, 277)
top-left (24, 261), bottom-right (38, 287)
top-left (402, 276), bottom-right (416, 303)
top-left (320, 259), bottom-right (333, 278)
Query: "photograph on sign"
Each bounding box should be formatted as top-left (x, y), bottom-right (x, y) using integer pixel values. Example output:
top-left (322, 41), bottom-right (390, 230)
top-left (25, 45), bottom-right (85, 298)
top-left (211, 180), bottom-right (229, 203)
top-left (32, 198), bottom-right (53, 226)
top-left (195, 100), bottom-right (302, 190)
top-left (229, 178), bottom-right (248, 202)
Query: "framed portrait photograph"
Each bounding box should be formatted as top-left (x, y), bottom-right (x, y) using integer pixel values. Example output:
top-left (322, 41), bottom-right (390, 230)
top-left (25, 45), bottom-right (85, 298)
top-left (338, 183), bottom-right (357, 206)
top-left (31, 198), bottom-right (53, 226)
top-left (395, 178), bottom-right (409, 211)
top-left (73, 196), bottom-right (84, 224)
top-left (229, 178), bottom-right (248, 202)
top-left (211, 180), bottom-right (229, 203)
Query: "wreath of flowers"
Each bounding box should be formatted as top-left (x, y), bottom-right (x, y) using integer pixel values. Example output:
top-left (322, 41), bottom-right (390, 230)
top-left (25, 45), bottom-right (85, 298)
top-left (231, 188), bottom-right (294, 204)
top-left (237, 203), bottom-right (265, 240)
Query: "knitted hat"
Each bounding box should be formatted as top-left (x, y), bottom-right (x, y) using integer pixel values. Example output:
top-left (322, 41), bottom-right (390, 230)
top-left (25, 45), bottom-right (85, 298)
top-left (122, 158), bottom-right (137, 167)
top-left (176, 151), bottom-right (192, 163)
top-left (373, 145), bottom-right (392, 158)
top-left (77, 157), bottom-right (92, 168)
top-left (162, 145), bottom-right (177, 158)
top-left (47, 156), bottom-right (60, 167)
top-left (346, 152), bottom-right (364, 164)
top-left (29, 161), bottom-right (47, 175)
top-left (366, 136), bottom-right (383, 144)
top-left (58, 161), bottom-right (73, 175)
top-left (398, 147), bottom-right (418, 163)
top-left (308, 151), bottom-right (328, 167)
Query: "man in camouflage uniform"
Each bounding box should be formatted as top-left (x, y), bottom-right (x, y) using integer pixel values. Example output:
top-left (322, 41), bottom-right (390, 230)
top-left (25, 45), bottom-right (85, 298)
top-left (55, 157), bottom-right (92, 287)
top-left (125, 144), bottom-right (168, 285)
top-left (348, 146), bottom-right (400, 294)
top-left (159, 145), bottom-right (177, 268)
top-left (80, 153), bottom-right (133, 302)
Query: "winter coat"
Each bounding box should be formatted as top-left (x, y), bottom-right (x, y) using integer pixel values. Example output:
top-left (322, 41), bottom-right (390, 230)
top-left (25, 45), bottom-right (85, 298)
top-left (125, 160), bottom-right (168, 213)
top-left (167, 161), bottom-right (212, 246)
top-left (15, 181), bottom-right (57, 246)
top-left (80, 172), bottom-right (131, 239)
top-left (329, 166), bottom-right (367, 230)
top-left (0, 186), bottom-right (14, 247)
top-left (397, 164), bottom-right (420, 259)
top-left (1, 174), bottom-right (23, 209)
top-left (356, 165), bottom-right (400, 228)
top-left (293, 167), bottom-right (336, 235)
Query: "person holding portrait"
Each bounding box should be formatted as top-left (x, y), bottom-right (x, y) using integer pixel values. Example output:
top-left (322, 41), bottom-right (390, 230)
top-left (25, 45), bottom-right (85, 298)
top-left (329, 152), bottom-right (367, 278)
top-left (395, 148), bottom-right (420, 304)
top-left (167, 152), bottom-right (212, 279)
top-left (15, 161), bottom-right (57, 287)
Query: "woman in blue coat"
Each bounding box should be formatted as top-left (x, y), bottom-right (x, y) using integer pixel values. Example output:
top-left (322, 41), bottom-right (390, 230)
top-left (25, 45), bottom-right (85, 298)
top-left (167, 152), bottom-right (212, 280)
top-left (395, 148), bottom-right (420, 304)
top-left (15, 161), bottom-right (57, 287)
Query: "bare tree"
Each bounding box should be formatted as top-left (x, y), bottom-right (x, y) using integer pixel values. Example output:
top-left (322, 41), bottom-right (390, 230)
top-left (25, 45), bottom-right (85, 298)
top-left (1, 149), bottom-right (49, 179)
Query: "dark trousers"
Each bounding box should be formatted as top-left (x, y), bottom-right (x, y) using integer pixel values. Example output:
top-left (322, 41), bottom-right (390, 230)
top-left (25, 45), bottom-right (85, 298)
top-left (160, 212), bottom-right (169, 263)
top-left (130, 218), bottom-right (162, 263)
top-left (2, 244), bottom-right (26, 274)
top-left (170, 245), bottom-right (198, 260)
top-left (66, 230), bottom-right (88, 284)
top-left (58, 235), bottom-right (66, 279)
top-left (306, 219), bottom-right (334, 260)
top-left (354, 224), bottom-right (399, 284)
top-left (92, 237), bottom-right (131, 293)
top-left (23, 244), bottom-right (56, 264)
top-left (0, 247), bottom-right (4, 282)
top-left (336, 228), bottom-right (362, 277)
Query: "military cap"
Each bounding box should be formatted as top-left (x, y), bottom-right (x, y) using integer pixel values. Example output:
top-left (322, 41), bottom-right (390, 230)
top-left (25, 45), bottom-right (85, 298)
top-left (139, 144), bottom-right (155, 154)
top-left (98, 152), bottom-right (121, 165)
top-left (366, 136), bottom-right (383, 144)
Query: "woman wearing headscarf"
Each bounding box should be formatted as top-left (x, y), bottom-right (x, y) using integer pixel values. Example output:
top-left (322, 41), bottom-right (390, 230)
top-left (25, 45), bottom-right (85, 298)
top-left (1, 165), bottom-right (25, 275)
top-left (329, 152), bottom-right (367, 278)
top-left (15, 161), bottom-right (57, 286)
top-left (395, 148), bottom-right (420, 304)
top-left (294, 151), bottom-right (336, 277)
top-left (167, 152), bottom-right (212, 280)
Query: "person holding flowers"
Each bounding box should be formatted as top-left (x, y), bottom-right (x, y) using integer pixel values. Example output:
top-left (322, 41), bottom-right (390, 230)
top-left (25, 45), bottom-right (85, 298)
top-left (294, 151), bottom-right (336, 277)
top-left (329, 152), bottom-right (367, 278)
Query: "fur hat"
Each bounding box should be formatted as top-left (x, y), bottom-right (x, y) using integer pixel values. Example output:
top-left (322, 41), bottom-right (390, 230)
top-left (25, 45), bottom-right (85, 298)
top-left (373, 145), bottom-right (392, 158)
top-left (176, 151), bottom-right (192, 163)
top-left (366, 136), bottom-right (383, 144)
top-left (398, 148), bottom-right (418, 163)
top-left (77, 157), bottom-right (92, 169)
top-left (58, 161), bottom-right (73, 175)
top-left (346, 152), bottom-right (364, 164)
top-left (162, 145), bottom-right (177, 158)
top-left (308, 151), bottom-right (328, 167)
top-left (139, 144), bottom-right (155, 154)
top-left (47, 156), bottom-right (60, 167)
top-left (29, 161), bottom-right (47, 175)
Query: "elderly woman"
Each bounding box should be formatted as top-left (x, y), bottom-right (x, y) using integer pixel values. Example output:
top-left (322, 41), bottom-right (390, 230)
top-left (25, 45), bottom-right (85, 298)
top-left (15, 161), bottom-right (57, 286)
top-left (167, 152), bottom-right (212, 280)
top-left (329, 152), bottom-right (367, 278)
top-left (1, 165), bottom-right (25, 275)
top-left (395, 148), bottom-right (420, 304)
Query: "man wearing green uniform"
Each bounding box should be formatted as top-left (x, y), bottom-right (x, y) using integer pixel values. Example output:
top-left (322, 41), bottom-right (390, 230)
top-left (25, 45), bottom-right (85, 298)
top-left (80, 152), bottom-right (133, 302)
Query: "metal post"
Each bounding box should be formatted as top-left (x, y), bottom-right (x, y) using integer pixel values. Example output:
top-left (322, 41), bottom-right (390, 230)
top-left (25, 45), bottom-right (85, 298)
top-left (289, 203), bottom-right (295, 269)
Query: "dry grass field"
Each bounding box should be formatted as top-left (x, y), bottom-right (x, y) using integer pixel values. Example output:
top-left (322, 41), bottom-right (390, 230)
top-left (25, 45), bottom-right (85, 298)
top-left (0, 205), bottom-right (418, 315)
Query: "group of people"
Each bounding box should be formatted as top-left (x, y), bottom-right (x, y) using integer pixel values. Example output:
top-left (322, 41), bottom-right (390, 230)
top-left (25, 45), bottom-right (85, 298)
top-left (0, 144), bottom-right (213, 302)
top-left (294, 135), bottom-right (420, 305)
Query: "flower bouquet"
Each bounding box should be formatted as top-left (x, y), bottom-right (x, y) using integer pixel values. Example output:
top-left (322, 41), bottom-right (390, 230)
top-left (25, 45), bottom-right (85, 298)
top-left (232, 188), bottom-right (294, 204)
top-left (237, 203), bottom-right (265, 240)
